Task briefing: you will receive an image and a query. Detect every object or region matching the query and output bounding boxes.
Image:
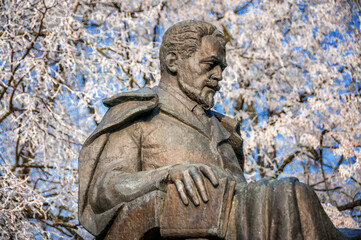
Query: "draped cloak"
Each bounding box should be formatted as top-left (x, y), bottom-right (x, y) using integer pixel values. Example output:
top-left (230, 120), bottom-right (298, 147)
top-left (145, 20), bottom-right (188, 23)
top-left (78, 85), bottom-right (356, 240)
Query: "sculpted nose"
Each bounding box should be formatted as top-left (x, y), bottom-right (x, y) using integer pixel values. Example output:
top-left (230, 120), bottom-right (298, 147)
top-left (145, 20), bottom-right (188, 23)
top-left (212, 65), bottom-right (222, 81)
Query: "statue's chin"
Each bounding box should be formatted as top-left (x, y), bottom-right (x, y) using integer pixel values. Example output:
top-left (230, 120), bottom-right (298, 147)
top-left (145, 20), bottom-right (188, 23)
top-left (200, 89), bottom-right (215, 110)
top-left (178, 79), bottom-right (215, 110)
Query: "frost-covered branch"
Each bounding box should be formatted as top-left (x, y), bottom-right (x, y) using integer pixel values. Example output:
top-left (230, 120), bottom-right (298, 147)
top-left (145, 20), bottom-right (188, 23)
top-left (0, 0), bottom-right (360, 238)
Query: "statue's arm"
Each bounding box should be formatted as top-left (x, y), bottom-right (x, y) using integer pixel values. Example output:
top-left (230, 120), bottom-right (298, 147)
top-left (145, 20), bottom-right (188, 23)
top-left (88, 123), bottom-right (170, 214)
top-left (87, 121), bottom-right (234, 213)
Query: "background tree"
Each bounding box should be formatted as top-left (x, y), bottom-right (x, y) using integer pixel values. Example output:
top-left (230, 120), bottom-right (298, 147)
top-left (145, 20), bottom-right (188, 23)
top-left (0, 0), bottom-right (360, 239)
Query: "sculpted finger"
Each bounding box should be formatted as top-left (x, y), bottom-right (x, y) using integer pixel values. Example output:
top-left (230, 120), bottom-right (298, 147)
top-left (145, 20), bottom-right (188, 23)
top-left (189, 167), bottom-right (208, 202)
top-left (183, 172), bottom-right (200, 206)
top-left (174, 179), bottom-right (189, 206)
top-left (199, 165), bottom-right (219, 187)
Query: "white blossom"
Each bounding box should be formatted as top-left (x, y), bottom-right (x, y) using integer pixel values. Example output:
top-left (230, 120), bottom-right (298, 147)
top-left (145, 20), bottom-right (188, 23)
top-left (0, 0), bottom-right (360, 238)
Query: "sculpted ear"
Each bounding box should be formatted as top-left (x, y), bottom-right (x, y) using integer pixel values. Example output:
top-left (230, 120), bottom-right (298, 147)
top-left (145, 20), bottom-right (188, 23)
top-left (165, 52), bottom-right (178, 74)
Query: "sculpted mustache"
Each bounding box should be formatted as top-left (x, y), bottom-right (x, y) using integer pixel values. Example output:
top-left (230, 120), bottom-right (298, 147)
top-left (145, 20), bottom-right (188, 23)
top-left (204, 79), bottom-right (220, 91)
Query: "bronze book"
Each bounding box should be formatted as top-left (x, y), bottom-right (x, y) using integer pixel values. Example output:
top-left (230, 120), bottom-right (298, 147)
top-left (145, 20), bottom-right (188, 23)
top-left (160, 178), bottom-right (236, 238)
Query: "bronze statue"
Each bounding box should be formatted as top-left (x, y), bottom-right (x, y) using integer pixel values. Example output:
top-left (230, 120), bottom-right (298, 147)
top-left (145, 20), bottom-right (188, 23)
top-left (78, 20), bottom-right (360, 240)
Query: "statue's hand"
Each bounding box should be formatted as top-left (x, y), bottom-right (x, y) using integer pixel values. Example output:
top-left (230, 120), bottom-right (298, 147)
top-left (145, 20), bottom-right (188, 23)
top-left (168, 164), bottom-right (219, 206)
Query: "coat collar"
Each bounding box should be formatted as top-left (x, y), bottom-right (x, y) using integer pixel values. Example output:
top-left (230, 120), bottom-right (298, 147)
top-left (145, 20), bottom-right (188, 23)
top-left (154, 84), bottom-right (230, 144)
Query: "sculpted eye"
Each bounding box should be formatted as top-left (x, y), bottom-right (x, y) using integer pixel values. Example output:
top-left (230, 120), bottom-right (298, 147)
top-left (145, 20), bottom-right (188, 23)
top-left (202, 62), bottom-right (214, 70)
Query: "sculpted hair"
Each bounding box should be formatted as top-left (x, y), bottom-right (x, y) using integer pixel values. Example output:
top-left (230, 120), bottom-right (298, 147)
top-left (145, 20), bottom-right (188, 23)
top-left (159, 20), bottom-right (226, 73)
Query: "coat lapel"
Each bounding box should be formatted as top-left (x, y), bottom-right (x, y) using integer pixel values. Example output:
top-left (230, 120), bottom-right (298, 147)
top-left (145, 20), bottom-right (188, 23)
top-left (209, 114), bottom-right (231, 146)
top-left (154, 86), bottom-right (211, 139)
top-left (154, 86), bottom-right (230, 145)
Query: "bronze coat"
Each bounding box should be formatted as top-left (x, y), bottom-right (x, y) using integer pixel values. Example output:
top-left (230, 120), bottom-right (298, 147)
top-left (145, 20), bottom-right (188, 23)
top-left (78, 86), bottom-right (245, 236)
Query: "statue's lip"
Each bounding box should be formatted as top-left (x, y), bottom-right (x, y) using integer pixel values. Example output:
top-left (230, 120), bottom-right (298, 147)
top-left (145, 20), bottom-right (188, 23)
top-left (205, 80), bottom-right (220, 91)
top-left (206, 84), bottom-right (220, 92)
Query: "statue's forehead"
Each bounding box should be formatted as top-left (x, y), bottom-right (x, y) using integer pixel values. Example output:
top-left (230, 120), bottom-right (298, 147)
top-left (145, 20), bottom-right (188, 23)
top-left (198, 35), bottom-right (226, 59)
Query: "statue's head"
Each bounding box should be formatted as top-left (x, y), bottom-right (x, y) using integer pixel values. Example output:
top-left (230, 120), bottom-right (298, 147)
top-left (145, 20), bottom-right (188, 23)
top-left (159, 20), bottom-right (227, 110)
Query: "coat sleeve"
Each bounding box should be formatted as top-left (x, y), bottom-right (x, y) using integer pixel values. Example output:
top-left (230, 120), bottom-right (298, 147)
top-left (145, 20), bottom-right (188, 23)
top-left (88, 122), bottom-right (170, 214)
top-left (78, 88), bottom-right (172, 236)
top-left (80, 121), bottom-right (174, 237)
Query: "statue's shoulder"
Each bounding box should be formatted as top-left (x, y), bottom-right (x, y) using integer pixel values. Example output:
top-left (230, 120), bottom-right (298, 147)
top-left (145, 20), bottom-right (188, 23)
top-left (83, 87), bottom-right (159, 146)
top-left (212, 111), bottom-right (240, 134)
top-left (102, 87), bottom-right (158, 108)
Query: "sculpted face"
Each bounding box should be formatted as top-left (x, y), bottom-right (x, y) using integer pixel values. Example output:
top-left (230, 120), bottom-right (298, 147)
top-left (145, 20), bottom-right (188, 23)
top-left (176, 35), bottom-right (227, 110)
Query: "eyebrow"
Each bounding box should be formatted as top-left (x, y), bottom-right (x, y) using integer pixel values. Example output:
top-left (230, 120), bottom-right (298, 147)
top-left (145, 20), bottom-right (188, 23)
top-left (200, 55), bottom-right (219, 62)
top-left (200, 55), bottom-right (228, 68)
